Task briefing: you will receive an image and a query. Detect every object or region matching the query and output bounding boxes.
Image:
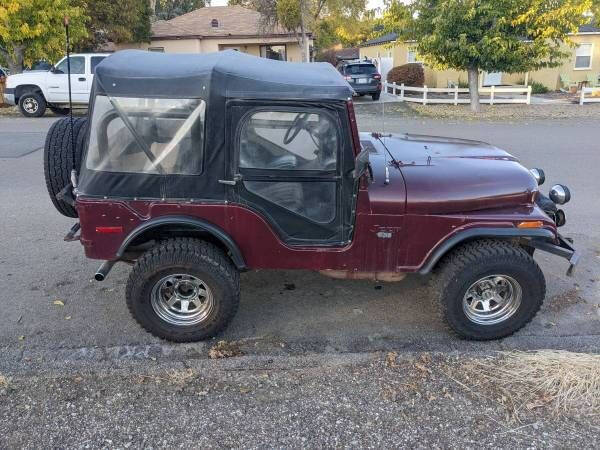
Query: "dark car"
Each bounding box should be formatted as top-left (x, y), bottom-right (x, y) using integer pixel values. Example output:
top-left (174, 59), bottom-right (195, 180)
top-left (43, 50), bottom-right (577, 343)
top-left (338, 60), bottom-right (382, 100)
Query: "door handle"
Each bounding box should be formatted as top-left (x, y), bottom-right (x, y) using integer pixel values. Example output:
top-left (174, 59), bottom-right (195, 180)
top-left (218, 174), bottom-right (242, 186)
top-left (78, 77), bottom-right (86, 82)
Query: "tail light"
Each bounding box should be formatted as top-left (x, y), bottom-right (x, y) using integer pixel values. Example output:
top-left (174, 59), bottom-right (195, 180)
top-left (344, 75), bottom-right (352, 81)
top-left (373, 74), bottom-right (381, 80)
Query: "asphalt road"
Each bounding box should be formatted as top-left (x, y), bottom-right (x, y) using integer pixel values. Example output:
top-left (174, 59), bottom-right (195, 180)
top-left (1, 111), bottom-right (599, 447)
top-left (0, 113), bottom-right (599, 365)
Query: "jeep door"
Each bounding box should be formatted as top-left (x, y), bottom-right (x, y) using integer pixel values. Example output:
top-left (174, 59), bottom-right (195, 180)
top-left (226, 103), bottom-right (356, 246)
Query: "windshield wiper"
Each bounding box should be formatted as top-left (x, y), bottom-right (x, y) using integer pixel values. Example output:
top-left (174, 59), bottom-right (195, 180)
top-left (371, 132), bottom-right (401, 169)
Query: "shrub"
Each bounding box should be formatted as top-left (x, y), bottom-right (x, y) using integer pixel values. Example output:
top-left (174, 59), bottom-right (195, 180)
top-left (315, 49), bottom-right (338, 67)
top-left (529, 80), bottom-right (549, 94)
top-left (386, 63), bottom-right (424, 87)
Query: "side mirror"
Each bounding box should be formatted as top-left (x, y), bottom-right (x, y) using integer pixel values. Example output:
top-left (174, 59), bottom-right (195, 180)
top-left (51, 66), bottom-right (63, 74)
top-left (354, 148), bottom-right (373, 181)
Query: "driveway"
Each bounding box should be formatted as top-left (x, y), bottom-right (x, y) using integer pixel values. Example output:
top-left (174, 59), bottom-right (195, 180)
top-left (0, 113), bottom-right (598, 368)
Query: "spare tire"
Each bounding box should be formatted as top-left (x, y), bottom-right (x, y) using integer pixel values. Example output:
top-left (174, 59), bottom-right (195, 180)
top-left (43, 117), bottom-right (88, 218)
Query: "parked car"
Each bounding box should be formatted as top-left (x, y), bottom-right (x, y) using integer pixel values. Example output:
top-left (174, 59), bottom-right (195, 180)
top-left (337, 59), bottom-right (382, 100)
top-left (43, 50), bottom-right (577, 343)
top-left (4, 53), bottom-right (109, 117)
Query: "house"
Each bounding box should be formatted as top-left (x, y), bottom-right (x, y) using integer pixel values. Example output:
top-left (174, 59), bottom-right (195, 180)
top-left (359, 26), bottom-right (600, 90)
top-left (134, 6), bottom-right (313, 63)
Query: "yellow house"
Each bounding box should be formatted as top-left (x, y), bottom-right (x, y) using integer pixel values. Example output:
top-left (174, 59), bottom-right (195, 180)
top-left (360, 26), bottom-right (600, 90)
top-left (117, 6), bottom-right (312, 63)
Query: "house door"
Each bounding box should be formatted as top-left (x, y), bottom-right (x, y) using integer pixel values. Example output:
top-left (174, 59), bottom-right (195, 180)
top-left (483, 72), bottom-right (502, 86)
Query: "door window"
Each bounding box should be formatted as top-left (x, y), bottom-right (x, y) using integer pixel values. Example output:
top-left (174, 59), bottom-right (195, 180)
top-left (55, 56), bottom-right (85, 74)
top-left (90, 56), bottom-right (106, 73)
top-left (239, 111), bottom-right (337, 171)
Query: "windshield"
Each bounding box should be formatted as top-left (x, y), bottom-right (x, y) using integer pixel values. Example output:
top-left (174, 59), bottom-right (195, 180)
top-left (86, 96), bottom-right (206, 175)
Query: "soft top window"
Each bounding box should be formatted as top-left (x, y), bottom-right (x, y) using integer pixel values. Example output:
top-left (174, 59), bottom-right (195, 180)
top-left (86, 96), bottom-right (205, 175)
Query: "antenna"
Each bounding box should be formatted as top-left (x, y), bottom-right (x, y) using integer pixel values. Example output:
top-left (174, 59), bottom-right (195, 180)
top-left (64, 16), bottom-right (77, 187)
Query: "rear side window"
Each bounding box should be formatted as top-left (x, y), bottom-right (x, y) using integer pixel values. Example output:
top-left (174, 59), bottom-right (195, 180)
top-left (239, 110), bottom-right (338, 171)
top-left (345, 64), bottom-right (377, 75)
top-left (86, 96), bottom-right (205, 175)
top-left (91, 56), bottom-right (106, 74)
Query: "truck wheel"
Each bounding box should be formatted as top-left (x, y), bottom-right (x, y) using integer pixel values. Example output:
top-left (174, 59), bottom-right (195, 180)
top-left (43, 117), bottom-right (88, 218)
top-left (432, 239), bottom-right (545, 340)
top-left (49, 106), bottom-right (70, 116)
top-left (19, 92), bottom-right (47, 117)
top-left (126, 238), bottom-right (240, 342)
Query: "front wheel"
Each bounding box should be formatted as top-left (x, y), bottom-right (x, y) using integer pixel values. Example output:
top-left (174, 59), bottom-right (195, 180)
top-left (19, 92), bottom-right (47, 117)
top-left (432, 239), bottom-right (545, 340)
top-left (126, 238), bottom-right (240, 342)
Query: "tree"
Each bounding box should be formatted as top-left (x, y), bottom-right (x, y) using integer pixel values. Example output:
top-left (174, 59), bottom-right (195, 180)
top-left (383, 0), bottom-right (594, 112)
top-left (154, 0), bottom-right (208, 20)
top-left (76, 0), bottom-right (151, 51)
top-left (0, 0), bottom-right (88, 74)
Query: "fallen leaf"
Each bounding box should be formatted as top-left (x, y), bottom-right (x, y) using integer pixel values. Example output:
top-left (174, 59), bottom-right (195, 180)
top-left (65, 316), bottom-right (72, 320)
top-left (239, 387), bottom-right (251, 394)
top-left (53, 300), bottom-right (65, 306)
top-left (414, 362), bottom-right (432, 375)
top-left (18, 335), bottom-right (25, 341)
top-left (385, 351), bottom-right (398, 368)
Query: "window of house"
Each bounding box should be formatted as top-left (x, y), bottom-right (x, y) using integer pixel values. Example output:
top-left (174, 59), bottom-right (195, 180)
top-left (260, 45), bottom-right (287, 61)
top-left (211, 19), bottom-right (219, 28)
top-left (148, 47), bottom-right (165, 53)
top-left (575, 43), bottom-right (592, 69)
top-left (55, 56), bottom-right (85, 74)
top-left (407, 47), bottom-right (421, 64)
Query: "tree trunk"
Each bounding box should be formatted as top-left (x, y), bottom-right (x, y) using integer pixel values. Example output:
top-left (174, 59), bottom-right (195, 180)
top-left (3, 45), bottom-right (25, 74)
top-left (149, 0), bottom-right (157, 20)
top-left (299, 0), bottom-right (309, 62)
top-left (467, 67), bottom-right (481, 113)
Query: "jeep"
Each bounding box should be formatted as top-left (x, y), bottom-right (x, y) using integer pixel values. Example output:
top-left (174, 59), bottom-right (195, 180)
top-left (43, 50), bottom-right (578, 342)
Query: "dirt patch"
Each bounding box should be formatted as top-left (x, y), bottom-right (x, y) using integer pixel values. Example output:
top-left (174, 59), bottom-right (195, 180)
top-left (208, 340), bottom-right (244, 359)
top-left (546, 289), bottom-right (586, 312)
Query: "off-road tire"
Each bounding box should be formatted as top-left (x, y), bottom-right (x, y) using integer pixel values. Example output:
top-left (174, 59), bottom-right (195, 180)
top-left (432, 239), bottom-right (545, 340)
top-left (43, 117), bottom-right (88, 218)
top-left (372, 92), bottom-right (381, 101)
top-left (49, 106), bottom-right (70, 116)
top-left (126, 238), bottom-right (240, 342)
top-left (18, 92), bottom-right (46, 117)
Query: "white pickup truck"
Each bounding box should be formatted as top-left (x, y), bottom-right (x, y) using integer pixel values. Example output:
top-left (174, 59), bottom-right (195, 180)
top-left (4, 53), bottom-right (109, 117)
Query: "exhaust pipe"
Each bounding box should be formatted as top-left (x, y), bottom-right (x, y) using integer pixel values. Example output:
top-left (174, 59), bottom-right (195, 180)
top-left (95, 260), bottom-right (116, 281)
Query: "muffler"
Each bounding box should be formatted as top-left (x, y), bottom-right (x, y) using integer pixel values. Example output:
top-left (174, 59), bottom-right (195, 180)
top-left (95, 260), bottom-right (116, 281)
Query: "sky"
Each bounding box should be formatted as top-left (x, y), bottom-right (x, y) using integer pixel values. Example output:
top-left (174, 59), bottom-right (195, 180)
top-left (209, 0), bottom-right (386, 10)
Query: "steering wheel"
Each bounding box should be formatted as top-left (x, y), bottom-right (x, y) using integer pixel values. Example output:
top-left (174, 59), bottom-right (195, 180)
top-left (283, 113), bottom-right (310, 145)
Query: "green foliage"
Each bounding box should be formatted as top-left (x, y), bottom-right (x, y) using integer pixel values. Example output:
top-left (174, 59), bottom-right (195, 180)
top-left (384, 0), bottom-right (593, 73)
top-left (155, 0), bottom-right (207, 20)
top-left (0, 0), bottom-right (88, 73)
top-left (76, 0), bottom-right (151, 51)
top-left (523, 80), bottom-right (550, 93)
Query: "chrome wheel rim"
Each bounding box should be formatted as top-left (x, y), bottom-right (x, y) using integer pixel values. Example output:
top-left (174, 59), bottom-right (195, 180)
top-left (462, 275), bottom-right (522, 325)
top-left (23, 97), bottom-right (38, 114)
top-left (150, 274), bottom-right (214, 326)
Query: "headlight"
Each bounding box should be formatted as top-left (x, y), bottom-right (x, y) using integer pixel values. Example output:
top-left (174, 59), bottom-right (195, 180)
top-left (549, 184), bottom-right (571, 205)
top-left (529, 168), bottom-right (545, 186)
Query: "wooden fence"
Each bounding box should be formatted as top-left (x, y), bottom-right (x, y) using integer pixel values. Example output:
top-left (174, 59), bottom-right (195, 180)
top-left (0, 78), bottom-right (5, 105)
top-left (384, 82), bottom-right (532, 105)
top-left (580, 87), bottom-right (600, 105)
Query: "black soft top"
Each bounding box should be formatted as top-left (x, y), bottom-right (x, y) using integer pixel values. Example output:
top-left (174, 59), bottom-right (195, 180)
top-left (94, 49), bottom-right (353, 100)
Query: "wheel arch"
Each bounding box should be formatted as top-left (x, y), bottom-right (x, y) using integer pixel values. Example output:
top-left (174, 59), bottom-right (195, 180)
top-left (116, 216), bottom-right (247, 271)
top-left (418, 227), bottom-right (555, 275)
top-left (15, 84), bottom-right (45, 102)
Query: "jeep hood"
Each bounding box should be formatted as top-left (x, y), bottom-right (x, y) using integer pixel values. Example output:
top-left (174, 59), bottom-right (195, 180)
top-left (361, 132), bottom-right (538, 214)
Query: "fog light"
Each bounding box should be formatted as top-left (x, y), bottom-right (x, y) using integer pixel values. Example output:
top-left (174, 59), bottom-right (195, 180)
top-left (555, 209), bottom-right (566, 227)
top-left (529, 168), bottom-right (545, 186)
top-left (549, 184), bottom-right (571, 205)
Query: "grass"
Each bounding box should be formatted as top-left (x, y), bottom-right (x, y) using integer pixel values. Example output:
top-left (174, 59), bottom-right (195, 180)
top-left (466, 350), bottom-right (600, 417)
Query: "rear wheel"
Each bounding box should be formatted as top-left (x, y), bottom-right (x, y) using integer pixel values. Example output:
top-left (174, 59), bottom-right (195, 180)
top-left (372, 92), bottom-right (381, 101)
top-left (43, 117), bottom-right (88, 217)
top-left (432, 239), bottom-right (545, 340)
top-left (126, 238), bottom-right (240, 342)
top-left (18, 92), bottom-right (46, 117)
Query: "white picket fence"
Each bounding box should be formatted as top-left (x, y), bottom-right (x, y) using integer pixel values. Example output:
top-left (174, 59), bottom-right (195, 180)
top-left (579, 87), bottom-right (600, 105)
top-left (384, 82), bottom-right (532, 105)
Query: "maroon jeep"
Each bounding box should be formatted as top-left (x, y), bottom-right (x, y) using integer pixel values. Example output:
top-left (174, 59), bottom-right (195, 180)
top-left (44, 50), bottom-right (578, 342)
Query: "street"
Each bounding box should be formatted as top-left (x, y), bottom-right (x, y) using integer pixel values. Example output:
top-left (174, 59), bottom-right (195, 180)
top-left (1, 110), bottom-right (599, 447)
